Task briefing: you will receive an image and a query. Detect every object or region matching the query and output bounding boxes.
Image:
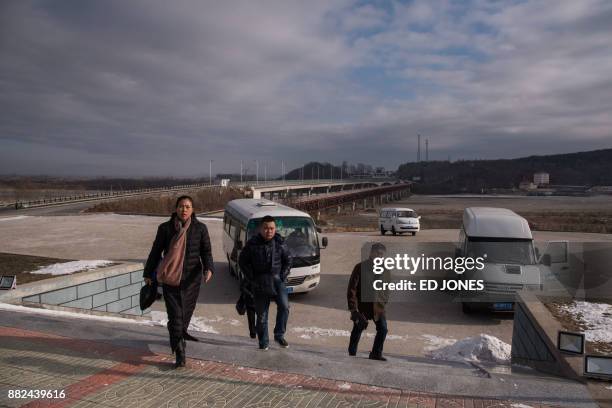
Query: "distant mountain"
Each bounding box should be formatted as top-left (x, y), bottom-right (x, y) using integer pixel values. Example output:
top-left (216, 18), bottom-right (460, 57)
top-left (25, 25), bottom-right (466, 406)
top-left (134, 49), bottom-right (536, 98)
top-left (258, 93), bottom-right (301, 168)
top-left (283, 162), bottom-right (343, 180)
top-left (396, 148), bottom-right (612, 194)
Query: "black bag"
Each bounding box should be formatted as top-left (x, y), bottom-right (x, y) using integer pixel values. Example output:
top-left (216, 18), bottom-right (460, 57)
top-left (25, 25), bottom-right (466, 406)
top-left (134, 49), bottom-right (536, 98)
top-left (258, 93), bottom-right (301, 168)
top-left (235, 293), bottom-right (247, 315)
top-left (139, 280), bottom-right (158, 311)
top-left (253, 274), bottom-right (277, 297)
top-left (351, 310), bottom-right (369, 330)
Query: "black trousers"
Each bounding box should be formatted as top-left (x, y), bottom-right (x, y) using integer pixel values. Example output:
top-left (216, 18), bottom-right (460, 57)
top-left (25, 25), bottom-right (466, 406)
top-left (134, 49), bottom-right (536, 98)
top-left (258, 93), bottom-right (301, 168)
top-left (348, 315), bottom-right (388, 356)
top-left (162, 282), bottom-right (199, 351)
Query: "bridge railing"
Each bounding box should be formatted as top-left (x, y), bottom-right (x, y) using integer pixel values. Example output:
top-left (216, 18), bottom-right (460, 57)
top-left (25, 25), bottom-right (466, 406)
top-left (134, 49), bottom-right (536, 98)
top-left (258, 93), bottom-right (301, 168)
top-left (5, 177), bottom-right (399, 209)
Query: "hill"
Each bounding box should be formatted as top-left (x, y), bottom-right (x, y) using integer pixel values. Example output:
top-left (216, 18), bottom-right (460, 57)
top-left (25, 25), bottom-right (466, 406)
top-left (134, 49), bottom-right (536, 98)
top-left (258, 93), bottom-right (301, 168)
top-left (396, 148), bottom-right (612, 194)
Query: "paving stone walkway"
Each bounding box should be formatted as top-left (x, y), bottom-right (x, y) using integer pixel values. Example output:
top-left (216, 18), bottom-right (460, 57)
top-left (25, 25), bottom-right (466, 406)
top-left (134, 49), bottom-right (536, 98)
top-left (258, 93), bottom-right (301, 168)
top-left (0, 326), bottom-right (564, 408)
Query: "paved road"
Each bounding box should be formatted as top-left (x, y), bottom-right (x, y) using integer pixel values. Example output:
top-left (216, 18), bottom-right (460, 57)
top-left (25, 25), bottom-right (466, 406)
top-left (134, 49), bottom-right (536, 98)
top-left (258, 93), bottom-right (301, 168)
top-left (0, 310), bottom-right (605, 407)
top-left (0, 199), bottom-right (114, 216)
top-left (1, 214), bottom-right (611, 359)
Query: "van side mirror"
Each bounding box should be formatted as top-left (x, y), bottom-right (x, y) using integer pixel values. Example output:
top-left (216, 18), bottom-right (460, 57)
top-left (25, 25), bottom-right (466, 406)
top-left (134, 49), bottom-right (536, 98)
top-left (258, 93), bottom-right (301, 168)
top-left (541, 254), bottom-right (551, 267)
top-left (236, 240), bottom-right (243, 250)
top-left (418, 216), bottom-right (422, 220)
top-left (321, 237), bottom-right (328, 248)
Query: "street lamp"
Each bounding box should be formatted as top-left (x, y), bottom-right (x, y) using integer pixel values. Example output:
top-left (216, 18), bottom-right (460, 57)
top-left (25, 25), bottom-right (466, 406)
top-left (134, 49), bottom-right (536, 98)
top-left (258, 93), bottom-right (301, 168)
top-left (255, 160), bottom-right (259, 185)
top-left (209, 160), bottom-right (213, 185)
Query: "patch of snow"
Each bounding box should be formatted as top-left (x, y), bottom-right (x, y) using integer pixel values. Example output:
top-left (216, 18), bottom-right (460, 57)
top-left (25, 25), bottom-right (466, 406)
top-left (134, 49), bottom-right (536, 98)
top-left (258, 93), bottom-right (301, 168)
top-left (0, 216), bottom-right (29, 222)
top-left (422, 334), bottom-right (457, 351)
top-left (150, 311), bottom-right (219, 334)
top-left (30, 260), bottom-right (114, 275)
top-left (291, 327), bottom-right (351, 337)
top-left (196, 217), bottom-right (223, 222)
top-left (299, 334), bottom-right (312, 339)
top-left (0, 302), bottom-right (154, 326)
top-left (511, 404), bottom-right (534, 408)
top-left (200, 316), bottom-right (242, 326)
top-left (426, 334), bottom-right (511, 364)
top-left (559, 301), bottom-right (612, 343)
top-left (606, 385), bottom-right (612, 390)
top-left (337, 383), bottom-right (351, 390)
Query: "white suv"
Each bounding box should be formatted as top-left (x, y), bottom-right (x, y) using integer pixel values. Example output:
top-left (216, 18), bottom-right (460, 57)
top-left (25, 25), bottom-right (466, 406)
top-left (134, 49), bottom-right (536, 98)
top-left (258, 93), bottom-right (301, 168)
top-left (379, 207), bottom-right (421, 236)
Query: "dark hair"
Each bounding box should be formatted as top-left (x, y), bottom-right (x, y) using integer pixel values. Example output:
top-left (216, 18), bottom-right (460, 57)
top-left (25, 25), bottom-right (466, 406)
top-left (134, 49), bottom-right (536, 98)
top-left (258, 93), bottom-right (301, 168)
top-left (371, 242), bottom-right (386, 252)
top-left (260, 215), bottom-right (275, 225)
top-left (175, 195), bottom-right (194, 208)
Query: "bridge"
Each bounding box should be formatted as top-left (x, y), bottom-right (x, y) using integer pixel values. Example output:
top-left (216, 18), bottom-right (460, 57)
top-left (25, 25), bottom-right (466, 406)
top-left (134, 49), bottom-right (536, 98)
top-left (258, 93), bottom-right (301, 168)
top-left (4, 178), bottom-right (402, 210)
top-left (248, 178), bottom-right (399, 199)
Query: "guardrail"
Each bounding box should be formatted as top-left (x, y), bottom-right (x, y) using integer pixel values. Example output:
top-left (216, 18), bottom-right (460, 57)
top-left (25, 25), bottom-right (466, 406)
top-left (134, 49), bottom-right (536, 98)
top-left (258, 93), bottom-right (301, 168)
top-left (288, 183), bottom-right (411, 211)
top-left (9, 183), bottom-right (215, 210)
top-left (5, 178), bottom-right (398, 210)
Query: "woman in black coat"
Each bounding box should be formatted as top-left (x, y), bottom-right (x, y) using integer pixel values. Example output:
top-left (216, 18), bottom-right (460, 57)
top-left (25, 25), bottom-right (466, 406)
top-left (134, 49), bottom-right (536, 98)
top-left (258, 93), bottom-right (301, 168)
top-left (143, 195), bottom-right (214, 368)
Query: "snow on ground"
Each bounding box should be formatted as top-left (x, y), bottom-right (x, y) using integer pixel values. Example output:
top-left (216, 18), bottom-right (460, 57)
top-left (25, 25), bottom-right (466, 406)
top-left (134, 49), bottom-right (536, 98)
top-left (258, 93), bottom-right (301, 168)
top-left (511, 404), bottom-right (535, 408)
top-left (0, 302), bottom-right (154, 326)
top-left (291, 327), bottom-right (351, 337)
top-left (150, 311), bottom-right (219, 334)
top-left (426, 334), bottom-right (511, 364)
top-left (291, 326), bottom-right (416, 341)
top-left (421, 334), bottom-right (457, 351)
top-left (0, 215), bottom-right (29, 222)
top-left (337, 383), bottom-right (351, 390)
top-left (559, 301), bottom-right (612, 344)
top-left (200, 315), bottom-right (242, 326)
top-left (196, 216), bottom-right (223, 222)
top-left (30, 260), bottom-right (114, 275)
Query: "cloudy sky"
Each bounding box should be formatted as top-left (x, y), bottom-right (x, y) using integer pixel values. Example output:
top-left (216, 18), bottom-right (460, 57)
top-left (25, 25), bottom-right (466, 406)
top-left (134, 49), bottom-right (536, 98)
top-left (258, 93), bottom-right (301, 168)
top-left (1, 0), bottom-right (611, 177)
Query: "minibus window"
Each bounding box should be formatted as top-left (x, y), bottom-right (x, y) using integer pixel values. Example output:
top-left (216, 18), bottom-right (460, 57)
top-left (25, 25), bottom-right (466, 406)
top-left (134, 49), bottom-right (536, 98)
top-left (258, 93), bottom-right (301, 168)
top-left (397, 211), bottom-right (417, 218)
top-left (466, 239), bottom-right (536, 265)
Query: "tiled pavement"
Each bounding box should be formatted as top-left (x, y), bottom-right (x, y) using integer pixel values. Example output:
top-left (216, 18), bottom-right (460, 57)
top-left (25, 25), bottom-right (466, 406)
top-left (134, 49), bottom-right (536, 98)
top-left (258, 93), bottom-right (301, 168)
top-left (0, 326), bottom-right (568, 408)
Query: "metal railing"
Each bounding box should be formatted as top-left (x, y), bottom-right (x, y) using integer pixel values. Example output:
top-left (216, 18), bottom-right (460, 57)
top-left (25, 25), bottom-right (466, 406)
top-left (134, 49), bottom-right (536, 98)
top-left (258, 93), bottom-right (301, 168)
top-left (5, 177), bottom-right (399, 210)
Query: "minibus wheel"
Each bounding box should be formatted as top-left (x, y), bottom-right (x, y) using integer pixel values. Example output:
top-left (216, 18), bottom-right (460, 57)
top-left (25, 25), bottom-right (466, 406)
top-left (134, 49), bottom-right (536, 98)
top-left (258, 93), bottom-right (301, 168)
top-left (380, 225), bottom-right (386, 235)
top-left (391, 226), bottom-right (397, 236)
top-left (411, 232), bottom-right (416, 236)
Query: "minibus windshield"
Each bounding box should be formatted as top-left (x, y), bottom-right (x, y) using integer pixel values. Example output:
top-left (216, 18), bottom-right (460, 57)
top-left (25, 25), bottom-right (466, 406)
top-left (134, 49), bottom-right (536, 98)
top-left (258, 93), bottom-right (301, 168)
top-left (247, 217), bottom-right (319, 258)
top-left (466, 238), bottom-right (536, 265)
top-left (396, 211), bottom-right (418, 218)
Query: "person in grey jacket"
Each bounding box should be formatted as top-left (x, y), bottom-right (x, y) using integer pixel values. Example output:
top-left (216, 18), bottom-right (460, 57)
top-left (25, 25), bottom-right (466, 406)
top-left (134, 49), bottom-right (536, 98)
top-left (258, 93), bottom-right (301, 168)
top-left (239, 215), bottom-right (292, 350)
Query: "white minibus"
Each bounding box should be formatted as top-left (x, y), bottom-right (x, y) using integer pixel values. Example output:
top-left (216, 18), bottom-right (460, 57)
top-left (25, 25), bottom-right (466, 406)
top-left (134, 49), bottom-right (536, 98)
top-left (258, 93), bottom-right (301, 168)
top-left (457, 207), bottom-right (541, 313)
top-left (379, 207), bottom-right (421, 236)
top-left (223, 199), bottom-right (328, 293)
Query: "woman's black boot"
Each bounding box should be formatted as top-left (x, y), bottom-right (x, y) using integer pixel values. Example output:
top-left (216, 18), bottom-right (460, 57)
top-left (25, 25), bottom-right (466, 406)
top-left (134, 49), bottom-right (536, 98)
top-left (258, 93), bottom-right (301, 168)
top-left (174, 338), bottom-right (186, 368)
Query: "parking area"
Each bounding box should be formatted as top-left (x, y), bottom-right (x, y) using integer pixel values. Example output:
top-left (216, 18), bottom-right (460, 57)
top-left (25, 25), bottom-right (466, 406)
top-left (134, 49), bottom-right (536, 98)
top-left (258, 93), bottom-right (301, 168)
top-left (1, 213), bottom-right (610, 357)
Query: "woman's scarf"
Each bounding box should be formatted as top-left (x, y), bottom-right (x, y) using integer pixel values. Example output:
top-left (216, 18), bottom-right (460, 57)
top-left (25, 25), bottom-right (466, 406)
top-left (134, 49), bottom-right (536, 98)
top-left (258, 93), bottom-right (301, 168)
top-left (156, 215), bottom-right (191, 287)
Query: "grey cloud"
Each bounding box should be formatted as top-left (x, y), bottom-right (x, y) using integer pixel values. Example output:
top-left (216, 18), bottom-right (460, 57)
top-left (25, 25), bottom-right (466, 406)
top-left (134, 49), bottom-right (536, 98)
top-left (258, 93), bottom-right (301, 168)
top-left (0, 0), bottom-right (611, 176)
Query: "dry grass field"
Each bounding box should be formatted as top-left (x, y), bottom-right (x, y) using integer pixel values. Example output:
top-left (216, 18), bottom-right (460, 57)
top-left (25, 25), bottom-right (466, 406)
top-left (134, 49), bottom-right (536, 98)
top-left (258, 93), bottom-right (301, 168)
top-left (317, 195), bottom-right (612, 234)
top-left (85, 187), bottom-right (244, 215)
top-left (0, 252), bottom-right (72, 284)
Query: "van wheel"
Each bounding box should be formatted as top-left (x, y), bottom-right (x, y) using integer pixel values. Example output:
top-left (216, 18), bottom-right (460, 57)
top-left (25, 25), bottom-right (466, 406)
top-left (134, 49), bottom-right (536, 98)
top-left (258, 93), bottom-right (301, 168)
top-left (380, 225), bottom-right (386, 235)
top-left (411, 232), bottom-right (416, 236)
top-left (391, 226), bottom-right (397, 236)
top-left (462, 302), bottom-right (473, 314)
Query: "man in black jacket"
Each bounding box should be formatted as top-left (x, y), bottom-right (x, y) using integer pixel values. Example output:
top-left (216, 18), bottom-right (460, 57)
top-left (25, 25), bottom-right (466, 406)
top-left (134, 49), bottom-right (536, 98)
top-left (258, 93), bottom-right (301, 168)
top-left (239, 215), bottom-right (292, 350)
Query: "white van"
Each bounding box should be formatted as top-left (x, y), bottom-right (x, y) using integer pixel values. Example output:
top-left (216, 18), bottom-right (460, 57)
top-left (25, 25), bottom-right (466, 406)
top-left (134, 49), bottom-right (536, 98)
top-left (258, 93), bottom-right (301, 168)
top-left (379, 207), bottom-right (421, 236)
top-left (223, 199), bottom-right (328, 293)
top-left (457, 207), bottom-right (541, 313)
